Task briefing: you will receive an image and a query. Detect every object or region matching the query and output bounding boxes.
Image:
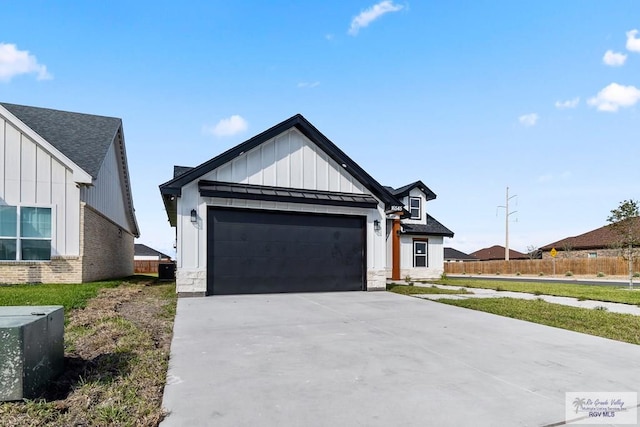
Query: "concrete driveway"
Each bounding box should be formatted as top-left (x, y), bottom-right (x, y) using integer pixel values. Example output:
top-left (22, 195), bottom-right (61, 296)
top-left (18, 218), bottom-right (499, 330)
top-left (161, 292), bottom-right (640, 426)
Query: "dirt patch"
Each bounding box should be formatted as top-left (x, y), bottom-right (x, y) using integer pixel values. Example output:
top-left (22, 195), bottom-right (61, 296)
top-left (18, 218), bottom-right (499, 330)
top-left (0, 278), bottom-right (177, 427)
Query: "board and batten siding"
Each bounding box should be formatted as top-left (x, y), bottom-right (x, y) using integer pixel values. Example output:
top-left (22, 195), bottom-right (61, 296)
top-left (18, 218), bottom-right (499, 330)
top-left (204, 129), bottom-right (366, 193)
top-left (0, 116), bottom-right (80, 256)
top-left (80, 135), bottom-right (134, 234)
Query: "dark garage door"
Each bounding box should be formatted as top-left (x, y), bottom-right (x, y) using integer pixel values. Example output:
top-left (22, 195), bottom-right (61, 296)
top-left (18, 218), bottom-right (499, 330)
top-left (207, 208), bottom-right (365, 295)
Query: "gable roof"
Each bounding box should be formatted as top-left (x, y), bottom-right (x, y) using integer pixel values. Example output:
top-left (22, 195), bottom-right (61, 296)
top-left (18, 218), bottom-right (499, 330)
top-left (0, 102), bottom-right (139, 237)
top-left (444, 247), bottom-right (477, 261)
top-left (0, 102), bottom-right (122, 179)
top-left (159, 114), bottom-right (404, 224)
top-left (388, 180), bottom-right (437, 201)
top-left (401, 215), bottom-right (454, 237)
top-left (134, 243), bottom-right (171, 259)
top-left (540, 217), bottom-right (640, 251)
top-left (470, 245), bottom-right (528, 261)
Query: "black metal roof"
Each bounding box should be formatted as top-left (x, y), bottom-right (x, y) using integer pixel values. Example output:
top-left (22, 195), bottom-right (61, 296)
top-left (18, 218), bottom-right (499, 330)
top-left (401, 215), bottom-right (454, 237)
top-left (388, 180), bottom-right (437, 201)
top-left (1, 102), bottom-right (122, 179)
top-left (160, 114), bottom-right (404, 225)
top-left (199, 180), bottom-right (379, 209)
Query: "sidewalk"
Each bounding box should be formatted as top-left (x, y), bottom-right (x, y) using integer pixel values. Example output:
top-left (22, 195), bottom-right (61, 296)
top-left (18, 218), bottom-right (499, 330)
top-left (411, 284), bottom-right (640, 316)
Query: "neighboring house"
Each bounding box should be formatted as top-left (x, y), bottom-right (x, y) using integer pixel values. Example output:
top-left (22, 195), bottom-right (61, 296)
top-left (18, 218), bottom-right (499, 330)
top-left (134, 243), bottom-right (172, 261)
top-left (0, 103), bottom-right (139, 284)
top-left (539, 218), bottom-right (640, 259)
top-left (160, 114), bottom-right (453, 296)
top-left (470, 245), bottom-right (528, 261)
top-left (444, 247), bottom-right (477, 262)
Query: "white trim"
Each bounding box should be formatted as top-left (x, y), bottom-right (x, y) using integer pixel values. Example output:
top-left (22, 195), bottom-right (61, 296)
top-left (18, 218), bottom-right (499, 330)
top-left (0, 105), bottom-right (93, 184)
top-left (409, 197), bottom-right (421, 219)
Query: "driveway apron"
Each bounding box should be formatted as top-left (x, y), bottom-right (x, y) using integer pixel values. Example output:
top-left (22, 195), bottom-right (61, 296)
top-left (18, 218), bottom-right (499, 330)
top-left (161, 292), bottom-right (640, 426)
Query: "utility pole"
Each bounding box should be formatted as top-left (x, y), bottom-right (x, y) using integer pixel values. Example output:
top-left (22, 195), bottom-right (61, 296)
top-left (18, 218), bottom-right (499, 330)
top-left (497, 187), bottom-right (517, 261)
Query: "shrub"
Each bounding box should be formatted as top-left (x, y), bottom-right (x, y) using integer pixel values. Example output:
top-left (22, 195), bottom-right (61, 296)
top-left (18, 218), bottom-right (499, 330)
top-left (440, 272), bottom-right (448, 280)
top-left (597, 272), bottom-right (605, 277)
top-left (634, 272), bottom-right (640, 278)
top-left (516, 272), bottom-right (521, 276)
top-left (495, 286), bottom-right (504, 291)
top-left (538, 272), bottom-right (544, 276)
top-left (565, 271), bottom-right (573, 277)
top-left (495, 271), bottom-right (501, 275)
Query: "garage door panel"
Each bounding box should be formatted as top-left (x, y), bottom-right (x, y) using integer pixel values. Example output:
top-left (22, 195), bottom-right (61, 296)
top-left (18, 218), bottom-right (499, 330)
top-left (207, 208), bottom-right (365, 295)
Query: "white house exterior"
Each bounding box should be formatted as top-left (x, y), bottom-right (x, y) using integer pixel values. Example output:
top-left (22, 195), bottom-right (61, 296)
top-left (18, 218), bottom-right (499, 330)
top-left (0, 103), bottom-right (139, 284)
top-left (160, 115), bottom-right (452, 296)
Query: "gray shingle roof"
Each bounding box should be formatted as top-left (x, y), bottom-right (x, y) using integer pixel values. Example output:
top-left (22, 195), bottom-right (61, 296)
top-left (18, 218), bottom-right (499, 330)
top-left (444, 247), bottom-right (477, 261)
top-left (388, 180), bottom-right (437, 201)
top-left (135, 243), bottom-right (171, 259)
top-left (173, 166), bottom-right (193, 178)
top-left (1, 102), bottom-right (122, 178)
top-left (401, 215), bottom-right (454, 237)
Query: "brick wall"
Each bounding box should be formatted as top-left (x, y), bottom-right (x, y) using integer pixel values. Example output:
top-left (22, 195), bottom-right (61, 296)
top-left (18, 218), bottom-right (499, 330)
top-left (541, 248), bottom-right (620, 259)
top-left (0, 203), bottom-right (134, 284)
top-left (0, 257), bottom-right (82, 284)
top-left (81, 203), bottom-right (134, 282)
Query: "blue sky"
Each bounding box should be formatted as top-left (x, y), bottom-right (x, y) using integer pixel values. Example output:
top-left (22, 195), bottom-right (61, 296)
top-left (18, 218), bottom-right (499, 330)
top-left (2, 1), bottom-right (640, 256)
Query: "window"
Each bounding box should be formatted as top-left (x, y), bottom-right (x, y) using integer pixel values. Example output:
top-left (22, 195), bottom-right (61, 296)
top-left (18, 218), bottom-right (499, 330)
top-left (588, 252), bottom-right (597, 259)
top-left (414, 240), bottom-right (428, 267)
top-left (0, 206), bottom-right (51, 261)
top-left (410, 197), bottom-right (421, 219)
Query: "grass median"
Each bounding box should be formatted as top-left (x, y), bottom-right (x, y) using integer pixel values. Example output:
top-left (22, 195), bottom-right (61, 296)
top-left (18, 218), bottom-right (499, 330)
top-left (436, 297), bottom-right (640, 345)
top-left (432, 277), bottom-right (640, 306)
top-left (387, 283), bottom-right (470, 295)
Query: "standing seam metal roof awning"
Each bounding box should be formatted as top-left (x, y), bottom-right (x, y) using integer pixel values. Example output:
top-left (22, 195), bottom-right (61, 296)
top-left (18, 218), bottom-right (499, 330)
top-left (198, 180), bottom-right (379, 208)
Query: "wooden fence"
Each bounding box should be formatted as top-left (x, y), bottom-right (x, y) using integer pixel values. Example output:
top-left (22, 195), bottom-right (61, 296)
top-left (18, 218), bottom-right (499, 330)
top-left (444, 257), bottom-right (640, 277)
top-left (134, 260), bottom-right (167, 274)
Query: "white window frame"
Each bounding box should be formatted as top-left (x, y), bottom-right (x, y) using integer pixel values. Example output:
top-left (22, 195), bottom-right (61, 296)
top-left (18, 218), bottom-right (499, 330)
top-left (0, 205), bottom-right (53, 261)
top-left (413, 240), bottom-right (428, 267)
top-left (409, 197), bottom-right (421, 220)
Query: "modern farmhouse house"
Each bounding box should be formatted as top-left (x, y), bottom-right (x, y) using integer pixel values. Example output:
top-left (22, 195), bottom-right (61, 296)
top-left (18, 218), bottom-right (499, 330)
top-left (160, 114), bottom-right (453, 296)
top-left (0, 103), bottom-right (139, 283)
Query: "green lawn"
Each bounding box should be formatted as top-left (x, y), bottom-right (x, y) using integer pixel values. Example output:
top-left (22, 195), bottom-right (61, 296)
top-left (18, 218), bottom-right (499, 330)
top-left (0, 279), bottom-right (123, 311)
top-left (437, 297), bottom-right (640, 345)
top-left (433, 277), bottom-right (640, 306)
top-left (387, 283), bottom-right (470, 295)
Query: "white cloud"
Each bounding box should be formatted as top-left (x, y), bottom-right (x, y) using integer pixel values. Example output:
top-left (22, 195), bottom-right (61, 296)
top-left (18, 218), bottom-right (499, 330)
top-left (626, 29), bottom-right (640, 52)
top-left (602, 50), bottom-right (627, 66)
top-left (348, 1), bottom-right (404, 36)
top-left (587, 82), bottom-right (640, 112)
top-left (0, 43), bottom-right (52, 82)
top-left (203, 115), bottom-right (248, 137)
top-left (518, 113), bottom-right (539, 127)
top-left (537, 171), bottom-right (571, 183)
top-left (297, 81), bottom-right (320, 88)
top-left (538, 174), bottom-right (553, 183)
top-left (554, 97), bottom-right (580, 109)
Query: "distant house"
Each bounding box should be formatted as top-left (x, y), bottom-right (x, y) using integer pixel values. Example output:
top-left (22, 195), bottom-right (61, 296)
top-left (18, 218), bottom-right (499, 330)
top-left (0, 103), bottom-right (139, 284)
top-left (470, 245), bottom-right (528, 261)
top-left (539, 218), bottom-right (640, 259)
top-left (444, 247), bottom-right (477, 262)
top-left (160, 114), bottom-right (453, 296)
top-left (134, 244), bottom-right (172, 261)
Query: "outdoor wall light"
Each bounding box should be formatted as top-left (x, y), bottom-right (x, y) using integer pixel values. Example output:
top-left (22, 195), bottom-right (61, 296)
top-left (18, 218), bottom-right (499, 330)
top-left (190, 209), bottom-right (198, 223)
top-left (374, 219), bottom-right (381, 232)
